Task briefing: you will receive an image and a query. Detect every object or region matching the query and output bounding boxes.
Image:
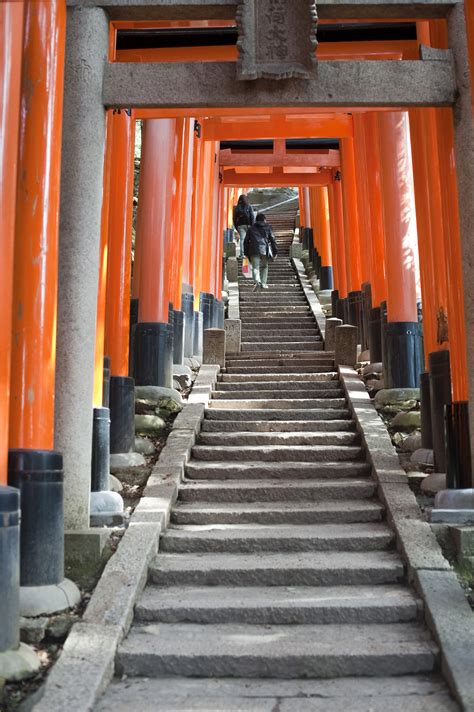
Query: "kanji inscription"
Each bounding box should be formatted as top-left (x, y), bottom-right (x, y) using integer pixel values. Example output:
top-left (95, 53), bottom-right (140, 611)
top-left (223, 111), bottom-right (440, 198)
top-left (237, 0), bottom-right (318, 80)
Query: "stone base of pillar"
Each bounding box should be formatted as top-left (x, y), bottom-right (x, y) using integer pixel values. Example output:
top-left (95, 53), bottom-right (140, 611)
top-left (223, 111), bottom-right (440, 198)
top-left (110, 376), bottom-right (135, 454)
top-left (203, 328), bottom-right (226, 367)
top-left (0, 643), bottom-right (40, 681)
top-left (90, 490), bottom-right (125, 528)
top-left (134, 322), bottom-right (173, 389)
top-left (385, 321), bottom-right (423, 389)
top-left (320, 265), bottom-right (333, 291)
top-left (193, 311), bottom-right (203, 360)
top-left (182, 292), bottom-right (195, 358)
top-left (430, 488), bottom-right (474, 524)
top-left (172, 309), bottom-right (185, 365)
top-left (19, 578), bottom-right (81, 617)
top-left (369, 306), bottom-right (383, 364)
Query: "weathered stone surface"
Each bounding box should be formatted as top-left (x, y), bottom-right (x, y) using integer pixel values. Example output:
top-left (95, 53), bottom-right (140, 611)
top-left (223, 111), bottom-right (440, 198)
top-left (334, 325), bottom-right (358, 367)
top-left (226, 256), bottom-right (238, 282)
top-left (110, 452), bottom-right (146, 474)
top-left (358, 349), bottom-right (370, 362)
top-left (391, 411), bottom-right (422, 431)
top-left (363, 361), bottom-right (383, 377)
top-left (20, 616), bottom-right (48, 645)
top-left (225, 241), bottom-right (236, 257)
top-left (375, 388), bottom-right (420, 406)
top-left (135, 385), bottom-right (183, 407)
top-left (134, 436), bottom-right (156, 455)
top-left (225, 318), bottom-right (241, 354)
top-left (400, 432), bottom-right (422, 452)
top-left (420, 471), bottom-right (446, 494)
top-left (325, 318), bottom-right (342, 352)
top-left (135, 414), bottom-right (166, 435)
top-left (203, 328), bottom-right (226, 367)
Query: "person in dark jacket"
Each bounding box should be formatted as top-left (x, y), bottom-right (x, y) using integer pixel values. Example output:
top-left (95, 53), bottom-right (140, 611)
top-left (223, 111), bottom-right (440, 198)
top-left (243, 212), bottom-right (278, 289)
top-left (233, 194), bottom-right (255, 254)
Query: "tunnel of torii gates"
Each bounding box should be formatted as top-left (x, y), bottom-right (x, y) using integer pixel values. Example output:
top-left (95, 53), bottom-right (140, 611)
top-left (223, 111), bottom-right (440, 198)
top-left (3, 0), bottom-right (474, 672)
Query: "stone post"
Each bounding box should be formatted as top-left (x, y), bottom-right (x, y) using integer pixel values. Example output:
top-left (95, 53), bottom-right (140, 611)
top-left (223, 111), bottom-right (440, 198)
top-left (335, 325), bottom-right (358, 367)
top-left (226, 256), bottom-right (239, 283)
top-left (54, 6), bottom-right (109, 529)
top-left (448, 5), bottom-right (474, 481)
top-left (325, 317), bottom-right (343, 352)
top-left (203, 329), bottom-right (226, 367)
top-left (225, 319), bottom-right (241, 354)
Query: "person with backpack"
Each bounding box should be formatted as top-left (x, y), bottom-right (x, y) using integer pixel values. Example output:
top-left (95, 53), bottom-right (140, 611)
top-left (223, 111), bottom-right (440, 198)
top-left (243, 212), bottom-right (278, 289)
top-left (233, 194), bottom-right (255, 253)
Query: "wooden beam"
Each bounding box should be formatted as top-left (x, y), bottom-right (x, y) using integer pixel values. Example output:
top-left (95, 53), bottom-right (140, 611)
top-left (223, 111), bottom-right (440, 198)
top-left (223, 168), bottom-right (332, 187)
top-left (104, 60), bottom-right (456, 109)
top-left (203, 115), bottom-right (352, 140)
top-left (219, 148), bottom-right (341, 168)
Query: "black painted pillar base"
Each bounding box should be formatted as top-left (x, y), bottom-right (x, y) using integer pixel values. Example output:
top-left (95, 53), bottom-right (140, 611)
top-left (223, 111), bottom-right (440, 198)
top-left (361, 282), bottom-right (372, 352)
top-left (110, 376), bottom-right (135, 454)
top-left (211, 297), bottom-right (220, 328)
top-left (0, 486), bottom-right (20, 653)
top-left (129, 297), bottom-right (139, 377)
top-left (341, 297), bottom-right (349, 324)
top-left (385, 321), bottom-right (423, 389)
top-left (200, 292), bottom-right (214, 330)
top-left (102, 356), bottom-right (111, 407)
top-left (182, 291), bottom-right (195, 358)
top-left (193, 311), bottom-right (203, 359)
top-left (91, 407), bottom-right (110, 493)
top-left (368, 306), bottom-right (382, 363)
top-left (172, 309), bottom-right (185, 365)
top-left (348, 290), bottom-right (363, 341)
top-left (320, 266), bottom-right (334, 291)
top-left (134, 321), bottom-right (173, 388)
top-left (420, 371), bottom-right (433, 450)
top-left (8, 449), bottom-right (64, 587)
top-left (216, 300), bottom-right (225, 329)
top-left (429, 349), bottom-right (452, 473)
top-left (331, 289), bottom-right (339, 318)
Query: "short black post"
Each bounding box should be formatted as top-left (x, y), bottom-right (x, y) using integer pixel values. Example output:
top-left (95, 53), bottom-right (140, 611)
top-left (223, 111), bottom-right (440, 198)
top-left (8, 450), bottom-right (64, 588)
top-left (109, 376), bottom-right (135, 454)
top-left (181, 291), bottom-right (195, 358)
top-left (454, 402), bottom-right (473, 488)
top-left (420, 372), bottom-right (433, 449)
top-left (368, 306), bottom-right (382, 363)
top-left (91, 407), bottom-right (110, 493)
top-left (320, 266), bottom-right (333, 291)
top-left (381, 301), bottom-right (388, 380)
top-left (0, 486), bottom-right (20, 654)
top-left (193, 310), bottom-right (203, 360)
top-left (385, 321), bottom-right (422, 388)
top-left (102, 355), bottom-right (111, 408)
top-left (348, 290), bottom-right (363, 342)
top-left (216, 300), bottom-right (225, 329)
top-left (331, 289), bottom-right (339, 318)
top-left (134, 322), bottom-right (173, 388)
top-left (429, 349), bottom-right (452, 473)
top-left (172, 309), bottom-right (185, 365)
top-left (200, 292), bottom-right (213, 330)
top-left (342, 297), bottom-right (349, 324)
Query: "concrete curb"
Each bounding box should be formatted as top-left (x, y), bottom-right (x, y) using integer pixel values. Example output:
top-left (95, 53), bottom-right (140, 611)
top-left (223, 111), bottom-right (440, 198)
top-left (32, 366), bottom-right (220, 712)
top-left (340, 366), bottom-right (474, 711)
top-left (291, 257), bottom-right (326, 343)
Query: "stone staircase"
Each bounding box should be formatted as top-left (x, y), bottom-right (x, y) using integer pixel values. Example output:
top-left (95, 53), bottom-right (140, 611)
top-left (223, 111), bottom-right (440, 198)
top-left (97, 231), bottom-right (456, 710)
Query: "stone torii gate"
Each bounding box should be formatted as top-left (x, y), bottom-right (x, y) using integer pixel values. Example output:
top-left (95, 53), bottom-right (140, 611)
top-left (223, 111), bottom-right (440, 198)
top-left (56, 0), bottom-right (474, 539)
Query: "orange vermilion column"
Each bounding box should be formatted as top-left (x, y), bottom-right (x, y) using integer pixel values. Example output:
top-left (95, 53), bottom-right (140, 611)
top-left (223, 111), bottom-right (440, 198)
top-left (315, 186), bottom-right (333, 290)
top-left (327, 183), bottom-right (339, 289)
top-left (364, 113), bottom-right (387, 307)
top-left (378, 112), bottom-right (418, 324)
top-left (169, 118), bottom-right (186, 310)
top-left (93, 110), bottom-right (114, 407)
top-left (332, 176), bottom-right (348, 298)
top-left (0, 0), bottom-right (25, 482)
top-left (303, 187), bottom-right (312, 229)
top-left (136, 119), bottom-right (175, 324)
top-left (298, 187), bottom-right (306, 227)
top-left (340, 135), bottom-right (363, 293)
top-left (104, 110), bottom-right (136, 377)
top-left (200, 141), bottom-right (217, 297)
top-left (179, 118), bottom-right (195, 292)
top-left (353, 114), bottom-right (372, 286)
top-left (9, 0), bottom-right (66, 450)
top-left (192, 133), bottom-right (205, 312)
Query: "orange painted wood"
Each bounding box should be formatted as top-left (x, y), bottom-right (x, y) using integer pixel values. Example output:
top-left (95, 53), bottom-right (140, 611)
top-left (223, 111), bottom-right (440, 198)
top-left (169, 118), bottom-right (186, 309)
top-left (9, 0), bottom-right (66, 450)
top-left (377, 112), bottom-right (418, 324)
top-left (0, 0), bottom-right (24, 481)
top-left (363, 113), bottom-right (387, 306)
top-left (223, 169), bottom-right (331, 187)
top-left (340, 135), bottom-right (363, 292)
top-left (332, 177), bottom-right (348, 298)
top-left (315, 187), bottom-right (332, 267)
top-left (192, 135), bottom-right (205, 311)
top-left (203, 114), bottom-right (353, 141)
top-left (219, 148), bottom-right (340, 168)
top-left (136, 119), bottom-right (175, 324)
top-left (353, 114), bottom-right (372, 286)
top-left (180, 118), bottom-right (196, 289)
top-left (105, 110), bottom-right (136, 377)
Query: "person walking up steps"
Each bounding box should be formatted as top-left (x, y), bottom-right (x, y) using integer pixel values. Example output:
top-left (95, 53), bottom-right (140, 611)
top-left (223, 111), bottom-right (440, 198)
top-left (243, 212), bottom-right (278, 289)
top-left (233, 194), bottom-right (255, 255)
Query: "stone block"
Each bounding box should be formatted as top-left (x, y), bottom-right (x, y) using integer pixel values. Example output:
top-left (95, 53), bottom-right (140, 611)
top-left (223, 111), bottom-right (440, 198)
top-left (225, 318), bottom-right (241, 354)
top-left (225, 242), bottom-right (236, 257)
top-left (449, 525), bottom-right (474, 557)
top-left (334, 325), bottom-right (358, 367)
top-left (226, 256), bottom-right (238, 282)
top-left (203, 328), bottom-right (226, 367)
top-left (325, 318), bottom-right (342, 352)
top-left (289, 243), bottom-right (302, 258)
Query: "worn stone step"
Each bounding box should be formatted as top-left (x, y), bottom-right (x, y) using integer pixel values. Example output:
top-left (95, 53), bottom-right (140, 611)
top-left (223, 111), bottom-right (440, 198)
top-left (198, 431), bottom-right (358, 446)
top-left (178, 478), bottom-right (374, 502)
top-left (204, 408), bottom-right (350, 421)
top-left (161, 522), bottom-right (393, 553)
top-left (184, 460), bottom-right (370, 480)
top-left (136, 584), bottom-right (419, 625)
top-left (191, 445), bottom-right (364, 463)
top-left (171, 500), bottom-right (383, 525)
top-left (212, 389), bottom-right (343, 400)
top-left (241, 342), bottom-right (323, 352)
top-left (218, 373), bottom-right (337, 383)
top-left (209, 398), bottom-right (346, 410)
top-left (241, 317), bottom-right (316, 324)
top-left (242, 327), bottom-right (320, 335)
top-left (95, 674), bottom-right (458, 712)
top-left (241, 335), bottom-right (321, 343)
top-left (117, 622), bottom-right (436, 679)
top-left (226, 352), bottom-right (332, 362)
top-left (225, 365), bottom-right (334, 374)
top-left (201, 419), bottom-right (354, 432)
top-left (216, 379), bottom-right (340, 390)
top-left (148, 550), bottom-right (404, 587)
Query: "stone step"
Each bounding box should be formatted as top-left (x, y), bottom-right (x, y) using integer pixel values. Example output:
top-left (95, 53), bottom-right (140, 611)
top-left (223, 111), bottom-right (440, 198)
top-left (135, 584), bottom-right (419, 625)
top-left (241, 316), bottom-right (316, 323)
top-left (211, 389), bottom-right (343, 400)
top-left (178, 478), bottom-right (374, 502)
top-left (191, 445), bottom-right (364, 463)
top-left (208, 398), bottom-right (346, 409)
top-left (198, 430), bottom-right (359, 446)
top-left (225, 365), bottom-right (334, 374)
top-left (204, 408), bottom-right (351, 421)
top-left (184, 460), bottom-right (370, 480)
top-left (218, 373), bottom-right (337, 383)
top-left (161, 522), bottom-right (394, 553)
top-left (242, 327), bottom-right (320, 335)
top-left (171, 500), bottom-right (384, 525)
top-left (241, 335), bottom-right (321, 343)
top-left (226, 352), bottom-right (332, 361)
top-left (117, 623), bottom-right (437, 679)
top-left (95, 674), bottom-right (458, 711)
top-left (215, 379), bottom-right (340, 390)
top-left (201, 419), bottom-right (354, 432)
top-left (148, 550), bottom-right (405, 587)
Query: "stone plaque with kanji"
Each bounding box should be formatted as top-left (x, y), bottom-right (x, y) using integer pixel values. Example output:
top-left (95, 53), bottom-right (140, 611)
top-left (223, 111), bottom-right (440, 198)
top-left (237, 0), bottom-right (318, 80)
